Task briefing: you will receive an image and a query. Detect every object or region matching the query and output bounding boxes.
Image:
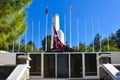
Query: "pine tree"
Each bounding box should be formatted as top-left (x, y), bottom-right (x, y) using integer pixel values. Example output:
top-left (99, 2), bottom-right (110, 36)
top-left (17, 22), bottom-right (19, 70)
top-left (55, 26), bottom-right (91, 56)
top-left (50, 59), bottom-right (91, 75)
top-left (116, 29), bottom-right (120, 48)
top-left (94, 33), bottom-right (101, 52)
top-left (0, 0), bottom-right (32, 50)
top-left (41, 35), bottom-right (51, 51)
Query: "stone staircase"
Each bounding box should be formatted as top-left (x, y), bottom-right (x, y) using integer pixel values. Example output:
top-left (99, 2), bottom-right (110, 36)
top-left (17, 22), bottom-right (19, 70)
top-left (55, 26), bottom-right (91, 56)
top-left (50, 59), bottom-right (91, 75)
top-left (99, 64), bottom-right (120, 80)
top-left (30, 76), bottom-right (99, 80)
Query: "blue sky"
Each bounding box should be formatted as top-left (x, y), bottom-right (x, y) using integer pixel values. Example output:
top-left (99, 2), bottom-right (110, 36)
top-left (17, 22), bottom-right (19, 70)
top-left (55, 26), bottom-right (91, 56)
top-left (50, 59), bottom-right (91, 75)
top-left (22, 0), bottom-right (120, 49)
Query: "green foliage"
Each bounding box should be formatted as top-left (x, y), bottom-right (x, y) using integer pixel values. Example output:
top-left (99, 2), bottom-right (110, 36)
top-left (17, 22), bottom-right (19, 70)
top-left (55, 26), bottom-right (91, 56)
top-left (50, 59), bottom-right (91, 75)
top-left (73, 31), bottom-right (120, 52)
top-left (39, 48), bottom-right (45, 52)
top-left (41, 35), bottom-right (51, 51)
top-left (93, 33), bottom-right (101, 52)
top-left (103, 45), bottom-right (120, 52)
top-left (27, 41), bottom-right (37, 52)
top-left (73, 42), bottom-right (86, 52)
top-left (79, 43), bottom-right (86, 52)
top-left (8, 39), bottom-right (37, 52)
top-left (116, 29), bottom-right (120, 48)
top-left (87, 46), bottom-right (93, 52)
top-left (0, 0), bottom-right (32, 50)
top-left (72, 46), bottom-right (78, 51)
top-left (109, 33), bottom-right (116, 46)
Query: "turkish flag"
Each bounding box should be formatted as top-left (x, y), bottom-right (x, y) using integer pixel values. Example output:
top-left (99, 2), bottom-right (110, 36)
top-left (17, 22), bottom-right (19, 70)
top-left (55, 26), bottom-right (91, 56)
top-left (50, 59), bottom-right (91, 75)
top-left (70, 6), bottom-right (74, 11)
top-left (45, 8), bottom-right (48, 14)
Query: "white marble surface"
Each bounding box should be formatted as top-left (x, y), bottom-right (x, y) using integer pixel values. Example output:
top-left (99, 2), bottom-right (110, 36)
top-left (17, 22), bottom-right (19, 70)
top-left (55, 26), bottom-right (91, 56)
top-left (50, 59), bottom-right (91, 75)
top-left (6, 64), bottom-right (29, 80)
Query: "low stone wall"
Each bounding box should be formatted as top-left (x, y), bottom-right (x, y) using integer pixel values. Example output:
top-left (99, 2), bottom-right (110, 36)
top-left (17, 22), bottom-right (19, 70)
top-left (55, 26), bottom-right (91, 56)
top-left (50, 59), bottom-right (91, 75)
top-left (0, 52), bottom-right (16, 65)
top-left (111, 52), bottom-right (120, 64)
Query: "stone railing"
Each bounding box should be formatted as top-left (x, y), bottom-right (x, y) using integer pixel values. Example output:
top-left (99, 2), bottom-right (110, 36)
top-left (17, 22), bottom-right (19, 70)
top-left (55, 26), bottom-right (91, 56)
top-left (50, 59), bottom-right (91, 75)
top-left (7, 54), bottom-right (31, 80)
top-left (99, 64), bottom-right (120, 80)
top-left (6, 64), bottom-right (30, 80)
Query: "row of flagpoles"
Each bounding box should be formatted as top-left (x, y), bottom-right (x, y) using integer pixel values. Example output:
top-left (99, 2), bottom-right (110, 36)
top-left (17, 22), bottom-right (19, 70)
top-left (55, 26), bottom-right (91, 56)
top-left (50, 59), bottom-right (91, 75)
top-left (12, 6), bottom-right (110, 52)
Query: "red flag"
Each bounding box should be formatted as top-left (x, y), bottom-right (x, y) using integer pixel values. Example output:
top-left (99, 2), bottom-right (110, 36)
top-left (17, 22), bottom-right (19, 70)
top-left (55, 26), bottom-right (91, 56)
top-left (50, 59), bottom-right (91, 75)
top-left (70, 6), bottom-right (74, 11)
top-left (45, 8), bottom-right (48, 14)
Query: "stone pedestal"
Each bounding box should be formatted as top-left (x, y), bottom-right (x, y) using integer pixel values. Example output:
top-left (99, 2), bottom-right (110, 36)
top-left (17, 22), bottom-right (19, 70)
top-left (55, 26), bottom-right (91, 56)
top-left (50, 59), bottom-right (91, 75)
top-left (18, 53), bottom-right (31, 79)
top-left (18, 54), bottom-right (31, 65)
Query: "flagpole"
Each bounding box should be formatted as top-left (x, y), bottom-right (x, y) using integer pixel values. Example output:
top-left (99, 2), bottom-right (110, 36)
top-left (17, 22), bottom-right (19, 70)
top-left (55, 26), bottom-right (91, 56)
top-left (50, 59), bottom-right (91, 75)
top-left (38, 21), bottom-right (40, 52)
top-left (18, 39), bottom-right (20, 52)
top-left (51, 16), bottom-right (53, 49)
top-left (12, 31), bottom-right (14, 53)
top-left (77, 18), bottom-right (79, 51)
top-left (84, 18), bottom-right (87, 52)
top-left (91, 18), bottom-right (94, 52)
top-left (25, 32), bottom-right (26, 51)
top-left (25, 28), bottom-right (27, 51)
top-left (13, 39), bottom-right (14, 53)
top-left (45, 9), bottom-right (48, 51)
top-left (64, 15), bottom-right (66, 44)
top-left (107, 34), bottom-right (109, 52)
top-left (98, 19), bottom-right (102, 52)
top-left (26, 29), bottom-right (27, 50)
top-left (70, 7), bottom-right (72, 48)
top-left (32, 21), bottom-right (34, 52)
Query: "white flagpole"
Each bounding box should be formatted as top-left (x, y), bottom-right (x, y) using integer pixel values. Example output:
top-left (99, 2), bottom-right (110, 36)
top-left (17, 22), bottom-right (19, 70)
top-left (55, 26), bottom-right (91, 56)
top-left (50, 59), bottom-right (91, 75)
top-left (25, 33), bottom-right (26, 51)
top-left (91, 18), bottom-right (95, 52)
top-left (70, 7), bottom-right (72, 48)
top-left (26, 29), bottom-right (27, 50)
top-left (13, 39), bottom-right (14, 53)
top-left (32, 21), bottom-right (34, 52)
top-left (25, 28), bottom-right (27, 51)
top-left (98, 19), bottom-right (102, 52)
top-left (84, 18), bottom-right (87, 52)
top-left (12, 31), bottom-right (14, 53)
top-left (51, 16), bottom-right (53, 49)
top-left (38, 21), bottom-right (40, 51)
top-left (64, 15), bottom-right (66, 44)
top-left (18, 39), bottom-right (20, 52)
top-left (77, 18), bottom-right (79, 51)
top-left (107, 34), bottom-right (110, 52)
top-left (45, 12), bottom-right (48, 51)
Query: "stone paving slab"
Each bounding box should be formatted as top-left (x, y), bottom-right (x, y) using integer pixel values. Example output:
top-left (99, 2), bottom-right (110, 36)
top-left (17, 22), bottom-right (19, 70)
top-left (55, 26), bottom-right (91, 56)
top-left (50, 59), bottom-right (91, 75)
top-left (30, 78), bottom-right (99, 80)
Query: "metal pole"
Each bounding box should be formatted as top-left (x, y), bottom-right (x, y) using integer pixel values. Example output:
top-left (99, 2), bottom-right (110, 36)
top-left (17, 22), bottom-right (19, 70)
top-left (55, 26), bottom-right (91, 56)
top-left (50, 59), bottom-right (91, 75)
top-left (25, 28), bottom-right (27, 51)
top-left (91, 18), bottom-right (95, 52)
top-left (38, 21), bottom-right (40, 51)
top-left (70, 8), bottom-right (72, 47)
top-left (107, 34), bottom-right (110, 52)
top-left (32, 21), bottom-right (34, 52)
top-left (77, 18), bottom-right (79, 51)
top-left (98, 19), bottom-right (102, 52)
top-left (18, 39), bottom-right (20, 52)
top-left (13, 39), bottom-right (14, 53)
top-left (84, 18), bottom-right (87, 52)
top-left (45, 13), bottom-right (48, 51)
top-left (64, 15), bottom-right (66, 44)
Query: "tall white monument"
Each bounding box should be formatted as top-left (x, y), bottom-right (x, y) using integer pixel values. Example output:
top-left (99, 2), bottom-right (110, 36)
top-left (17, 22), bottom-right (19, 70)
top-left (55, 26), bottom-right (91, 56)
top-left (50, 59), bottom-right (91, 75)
top-left (51, 14), bottom-right (65, 49)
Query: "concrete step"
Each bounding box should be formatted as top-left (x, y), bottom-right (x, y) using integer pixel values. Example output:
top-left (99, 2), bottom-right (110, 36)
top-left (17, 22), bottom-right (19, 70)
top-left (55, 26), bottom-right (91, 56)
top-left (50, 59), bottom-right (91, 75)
top-left (30, 78), bottom-right (69, 80)
top-left (30, 78), bottom-right (100, 80)
top-left (30, 76), bottom-right (99, 80)
top-left (30, 78), bottom-right (99, 80)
